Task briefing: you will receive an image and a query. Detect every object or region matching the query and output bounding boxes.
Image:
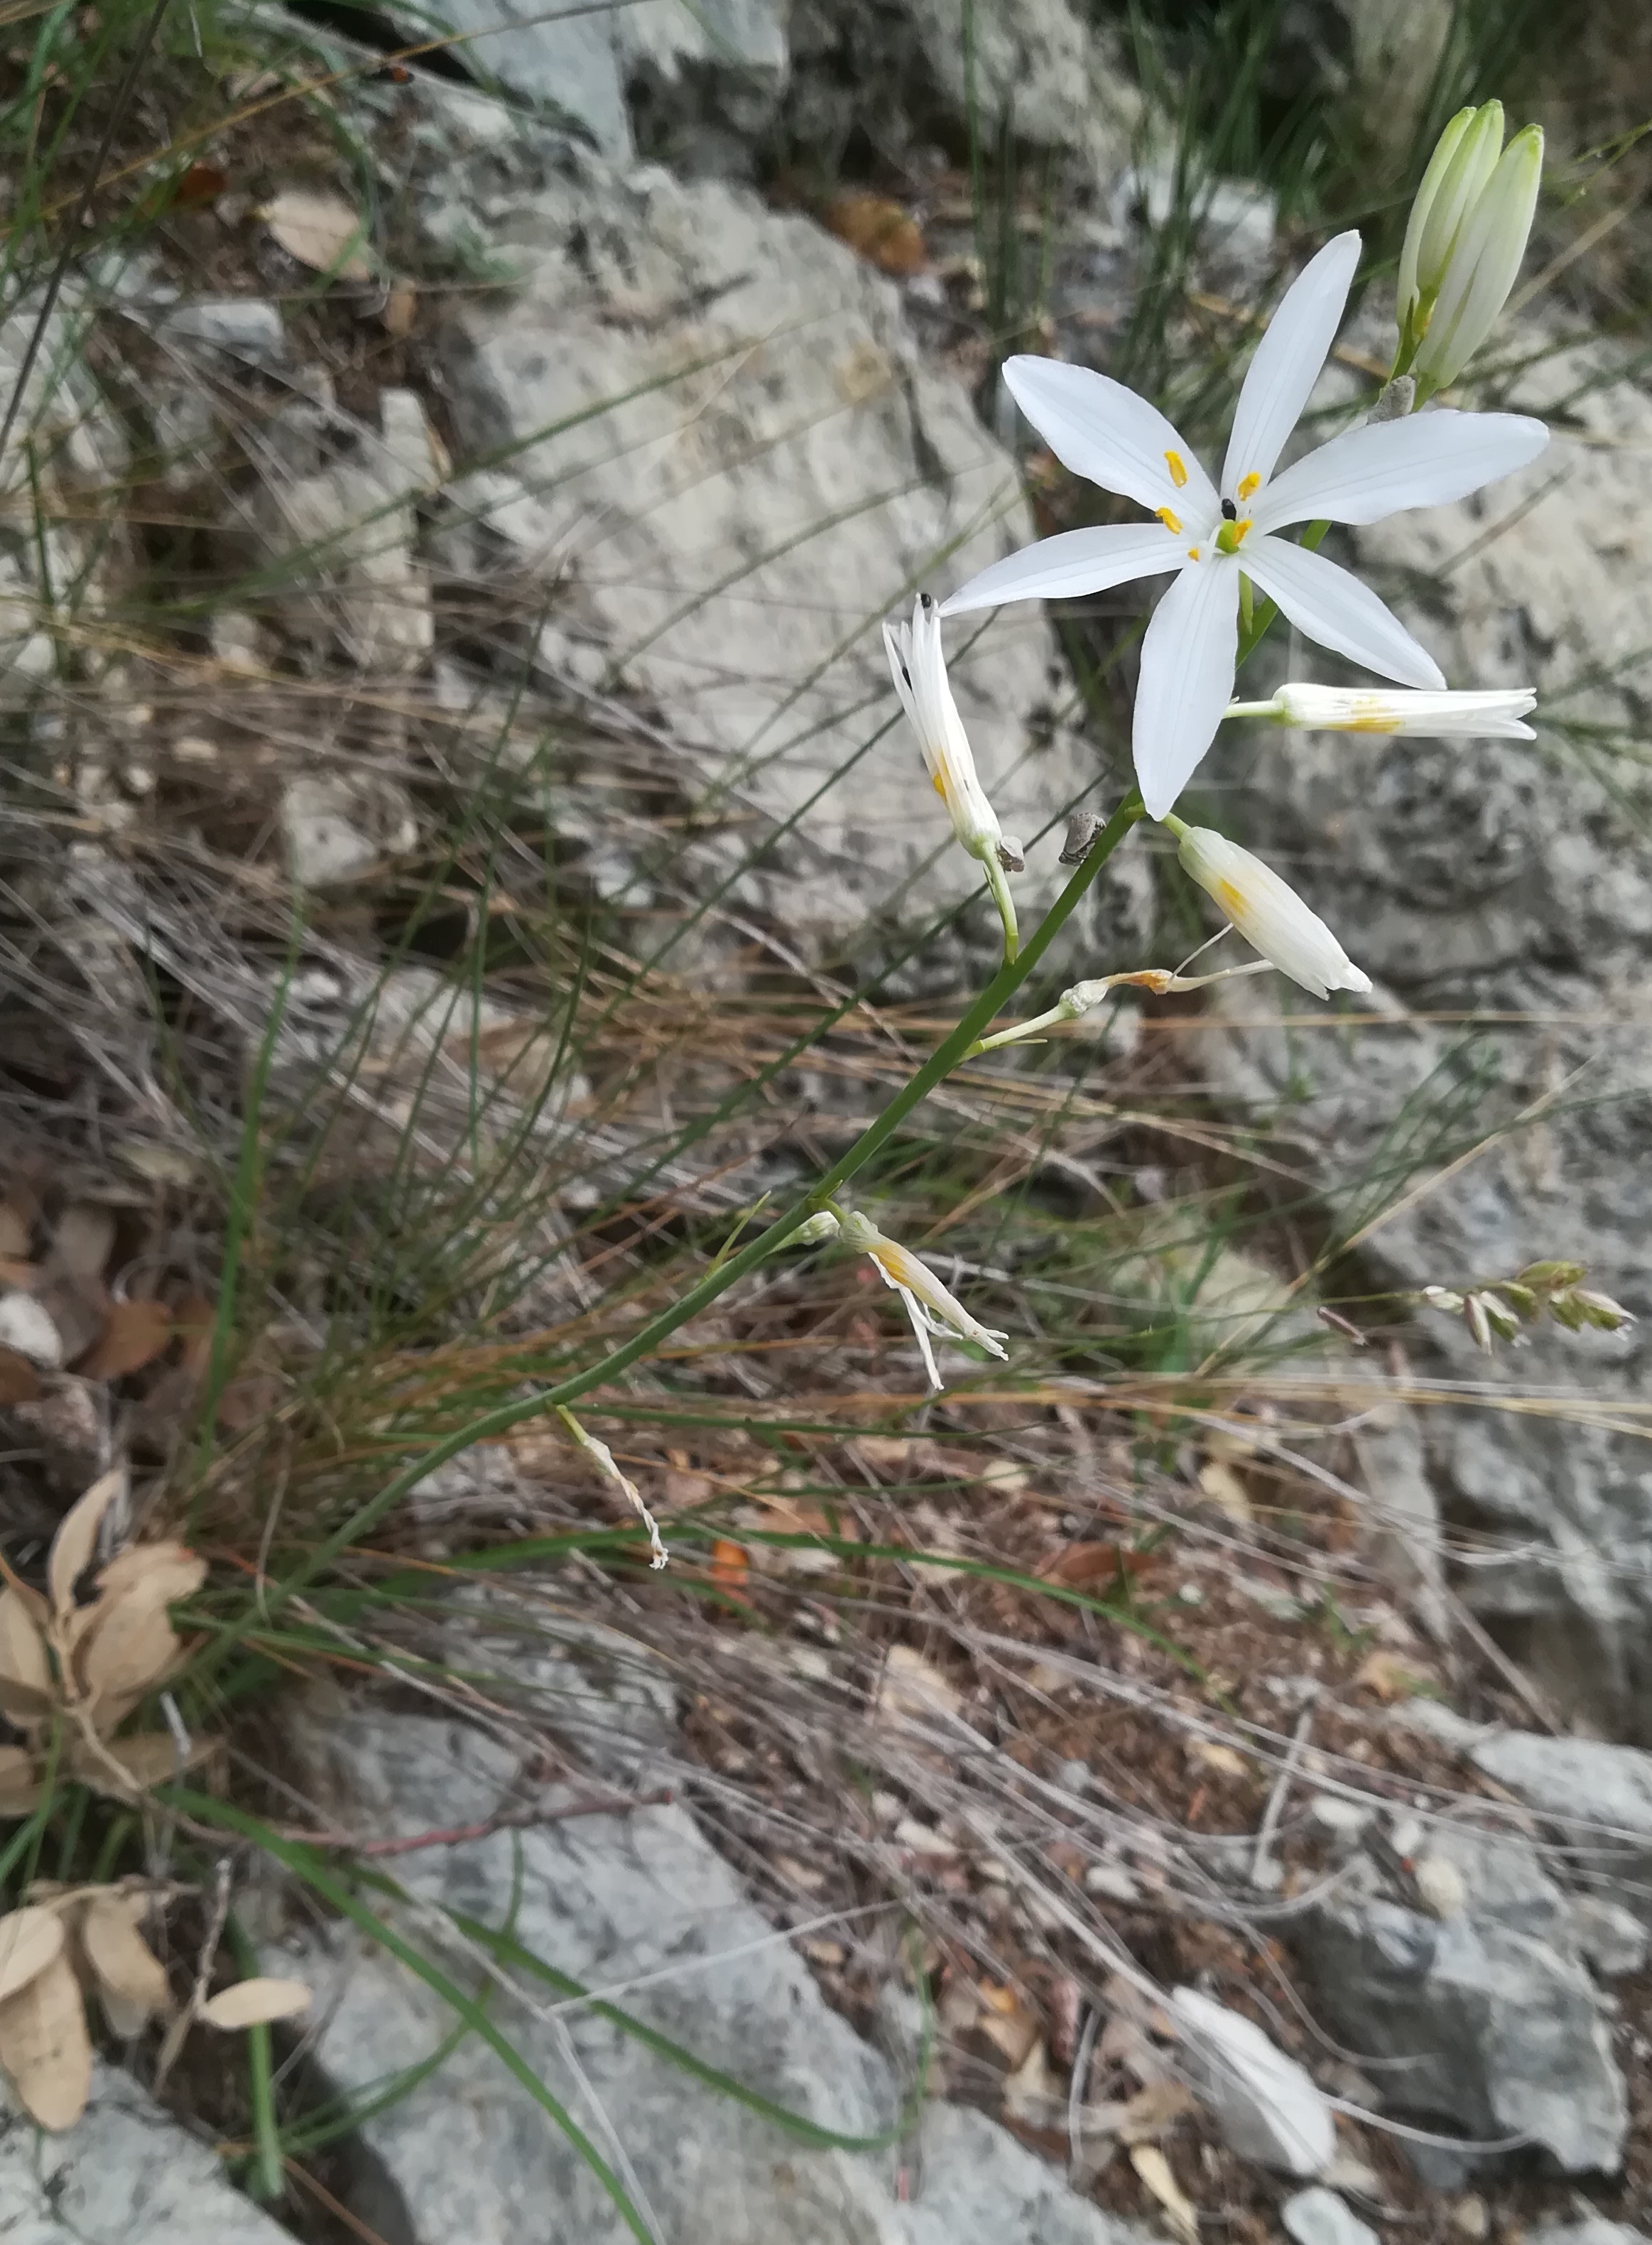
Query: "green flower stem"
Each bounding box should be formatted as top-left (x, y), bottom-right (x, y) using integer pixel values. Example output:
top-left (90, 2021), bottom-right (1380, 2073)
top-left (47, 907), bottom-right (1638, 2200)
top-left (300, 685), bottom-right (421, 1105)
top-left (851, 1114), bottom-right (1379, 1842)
top-left (982, 851), bottom-right (1020, 964)
top-left (195, 793), bottom-right (1146, 1661)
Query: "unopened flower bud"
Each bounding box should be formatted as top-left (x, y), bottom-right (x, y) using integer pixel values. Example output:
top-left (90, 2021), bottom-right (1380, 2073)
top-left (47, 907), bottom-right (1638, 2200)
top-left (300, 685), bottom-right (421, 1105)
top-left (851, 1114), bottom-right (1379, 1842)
top-left (1516, 1259), bottom-right (1587, 1291)
top-left (791, 1211), bottom-right (842, 1247)
top-left (1398, 104), bottom-right (1543, 394)
top-left (1169, 823), bottom-right (1371, 1001)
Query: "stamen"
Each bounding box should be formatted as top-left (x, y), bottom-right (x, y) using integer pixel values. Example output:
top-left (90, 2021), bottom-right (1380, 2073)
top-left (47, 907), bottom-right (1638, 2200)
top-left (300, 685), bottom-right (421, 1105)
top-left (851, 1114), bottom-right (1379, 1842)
top-left (1237, 471), bottom-right (1261, 499)
top-left (1220, 498), bottom-right (1238, 521)
top-left (1164, 450), bottom-right (1189, 489)
top-left (1187, 546), bottom-right (1201, 561)
top-left (1156, 507), bottom-right (1183, 534)
top-left (1214, 516), bottom-right (1253, 556)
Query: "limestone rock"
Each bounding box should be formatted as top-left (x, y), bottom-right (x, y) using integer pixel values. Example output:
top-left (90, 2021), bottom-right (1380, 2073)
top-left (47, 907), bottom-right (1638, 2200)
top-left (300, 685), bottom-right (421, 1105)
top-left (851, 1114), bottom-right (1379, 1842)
top-left (1290, 1822), bottom-right (1628, 2173)
top-left (422, 126), bottom-right (1126, 972)
top-left (1282, 2187), bottom-right (1381, 2245)
top-left (274, 1688), bottom-right (1166, 2245)
top-left (0, 2061), bottom-right (295, 2241)
top-left (398, 0), bottom-right (788, 160)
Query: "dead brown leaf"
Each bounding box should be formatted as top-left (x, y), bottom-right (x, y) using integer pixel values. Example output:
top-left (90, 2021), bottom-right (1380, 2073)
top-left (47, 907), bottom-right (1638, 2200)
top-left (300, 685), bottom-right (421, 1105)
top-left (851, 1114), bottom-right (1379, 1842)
top-left (0, 1347), bottom-right (40, 1405)
top-left (874, 1643), bottom-right (963, 1725)
top-left (0, 1746), bottom-right (41, 1817)
top-left (0, 1908), bottom-right (65, 2001)
top-left (381, 278), bottom-right (418, 336)
top-left (1130, 2143), bottom-right (1199, 2245)
top-left (50, 1206), bottom-right (114, 1284)
top-left (200, 1976), bottom-right (313, 2030)
top-left (82, 1893), bottom-right (169, 2032)
top-left (0, 1589), bottom-right (51, 1726)
top-left (48, 1468), bottom-right (124, 1621)
top-left (1354, 1649), bottom-right (1435, 1702)
top-left (0, 1949), bottom-right (92, 2128)
top-left (262, 188), bottom-right (374, 281)
top-left (77, 1300), bottom-right (173, 1382)
top-left (1042, 1541), bottom-right (1151, 1590)
top-left (1197, 1457), bottom-right (1254, 1524)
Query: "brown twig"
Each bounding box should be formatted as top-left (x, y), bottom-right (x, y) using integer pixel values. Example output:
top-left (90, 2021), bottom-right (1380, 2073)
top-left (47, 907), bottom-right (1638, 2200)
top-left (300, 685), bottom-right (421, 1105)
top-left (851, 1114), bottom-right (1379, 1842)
top-left (277, 1789), bottom-right (674, 1858)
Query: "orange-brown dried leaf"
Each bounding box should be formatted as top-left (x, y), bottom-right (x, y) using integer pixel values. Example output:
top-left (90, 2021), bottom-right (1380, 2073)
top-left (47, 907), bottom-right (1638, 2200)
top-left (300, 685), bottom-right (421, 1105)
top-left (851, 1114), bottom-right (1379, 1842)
top-left (77, 1300), bottom-right (173, 1382)
top-left (708, 1539), bottom-right (749, 1595)
top-left (824, 192), bottom-right (926, 276)
top-left (1040, 1541), bottom-right (1151, 1590)
top-left (0, 1949), bottom-right (92, 2128)
top-left (0, 1347), bottom-right (40, 1405)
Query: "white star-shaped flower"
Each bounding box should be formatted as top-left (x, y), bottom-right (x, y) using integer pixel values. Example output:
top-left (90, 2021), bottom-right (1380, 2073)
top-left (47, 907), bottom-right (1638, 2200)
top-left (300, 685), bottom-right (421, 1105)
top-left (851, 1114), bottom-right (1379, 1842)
top-left (942, 231), bottom-right (1549, 818)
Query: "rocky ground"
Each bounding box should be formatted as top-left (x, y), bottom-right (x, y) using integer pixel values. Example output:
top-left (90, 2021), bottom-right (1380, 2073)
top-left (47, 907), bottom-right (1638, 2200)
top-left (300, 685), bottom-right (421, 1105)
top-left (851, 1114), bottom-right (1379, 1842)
top-left (1, 0), bottom-right (1652, 2239)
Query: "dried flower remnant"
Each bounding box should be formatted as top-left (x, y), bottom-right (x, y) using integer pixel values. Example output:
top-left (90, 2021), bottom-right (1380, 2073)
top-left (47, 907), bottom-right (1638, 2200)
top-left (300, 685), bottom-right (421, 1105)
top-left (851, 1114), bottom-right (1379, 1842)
top-left (558, 1407), bottom-right (668, 1568)
top-left (1421, 1262), bottom-right (1634, 1353)
top-left (841, 1211), bottom-right (1008, 1393)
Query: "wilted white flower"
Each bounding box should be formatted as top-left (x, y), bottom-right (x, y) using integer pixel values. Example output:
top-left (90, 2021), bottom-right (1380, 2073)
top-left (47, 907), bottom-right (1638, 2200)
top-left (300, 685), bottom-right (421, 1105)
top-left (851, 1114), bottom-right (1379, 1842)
top-left (942, 231), bottom-right (1547, 816)
top-left (558, 1407), bottom-right (668, 1568)
top-left (841, 1210), bottom-right (1007, 1393)
top-left (1249, 683), bottom-right (1536, 739)
top-left (884, 594), bottom-right (1020, 956)
top-left (790, 1211), bottom-right (842, 1248)
top-left (1398, 104), bottom-right (1543, 395)
top-left (1168, 821), bottom-right (1371, 1001)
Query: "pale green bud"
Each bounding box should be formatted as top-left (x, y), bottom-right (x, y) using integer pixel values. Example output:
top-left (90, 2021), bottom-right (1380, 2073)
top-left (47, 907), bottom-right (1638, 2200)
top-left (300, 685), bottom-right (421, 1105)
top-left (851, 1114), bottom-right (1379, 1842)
top-left (1411, 123), bottom-right (1543, 392)
top-left (1398, 104), bottom-right (1504, 329)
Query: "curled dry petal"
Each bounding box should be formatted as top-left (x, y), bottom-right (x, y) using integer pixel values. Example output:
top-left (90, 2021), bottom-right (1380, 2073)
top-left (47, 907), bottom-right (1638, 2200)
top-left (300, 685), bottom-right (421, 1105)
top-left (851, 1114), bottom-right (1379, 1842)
top-left (48, 1468), bottom-right (124, 1622)
top-left (0, 1949), bottom-right (93, 2129)
top-left (200, 1976), bottom-right (313, 2030)
top-left (0, 1907), bottom-right (66, 2001)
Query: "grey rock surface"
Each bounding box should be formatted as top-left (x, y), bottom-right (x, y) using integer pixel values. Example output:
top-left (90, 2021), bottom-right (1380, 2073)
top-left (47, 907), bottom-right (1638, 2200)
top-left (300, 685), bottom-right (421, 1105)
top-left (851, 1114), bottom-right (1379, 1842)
top-left (1281, 2187), bottom-right (1381, 2245)
top-left (1210, 343), bottom-right (1652, 1733)
top-left (276, 1687), bottom-right (1165, 2245)
top-left (397, 0), bottom-right (788, 161)
top-left (1528, 2224), bottom-right (1652, 2245)
top-left (412, 95), bottom-right (1136, 973)
top-left (1290, 1822), bottom-right (1627, 2173)
top-left (0, 2062), bottom-right (295, 2242)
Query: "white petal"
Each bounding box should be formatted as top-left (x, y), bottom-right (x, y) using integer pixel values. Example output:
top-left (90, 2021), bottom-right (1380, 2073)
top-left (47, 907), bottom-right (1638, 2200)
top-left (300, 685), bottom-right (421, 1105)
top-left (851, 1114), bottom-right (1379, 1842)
top-left (1251, 409), bottom-right (1548, 531)
top-left (1272, 683), bottom-right (1536, 737)
top-left (942, 523), bottom-right (1184, 615)
top-left (1242, 536), bottom-right (1445, 690)
top-left (1001, 357), bottom-right (1217, 517)
top-left (1132, 559), bottom-right (1241, 818)
top-left (1220, 232), bottom-right (1362, 497)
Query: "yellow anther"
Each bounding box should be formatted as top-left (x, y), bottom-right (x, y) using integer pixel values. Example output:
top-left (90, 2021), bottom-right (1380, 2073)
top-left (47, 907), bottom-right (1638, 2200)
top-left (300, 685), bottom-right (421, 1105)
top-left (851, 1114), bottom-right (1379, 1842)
top-left (1237, 470), bottom-right (1261, 499)
top-left (1156, 507), bottom-right (1183, 534)
top-left (1214, 516), bottom-right (1254, 556)
top-left (1187, 546), bottom-right (1201, 561)
top-left (1345, 697), bottom-right (1403, 733)
top-left (1164, 450), bottom-right (1189, 489)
